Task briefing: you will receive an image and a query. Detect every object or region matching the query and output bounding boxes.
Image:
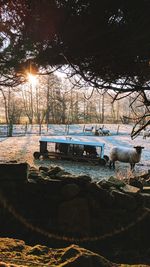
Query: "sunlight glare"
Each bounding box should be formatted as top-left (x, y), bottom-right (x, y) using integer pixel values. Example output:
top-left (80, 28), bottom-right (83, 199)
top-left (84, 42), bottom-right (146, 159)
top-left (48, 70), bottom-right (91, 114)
top-left (27, 73), bottom-right (37, 87)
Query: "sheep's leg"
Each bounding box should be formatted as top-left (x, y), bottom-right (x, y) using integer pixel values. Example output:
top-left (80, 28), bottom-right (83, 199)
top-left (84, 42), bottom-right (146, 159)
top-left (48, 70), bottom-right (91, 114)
top-left (112, 161), bottom-right (115, 169)
top-left (109, 161), bottom-right (112, 168)
top-left (130, 163), bottom-right (135, 170)
top-left (109, 161), bottom-right (115, 169)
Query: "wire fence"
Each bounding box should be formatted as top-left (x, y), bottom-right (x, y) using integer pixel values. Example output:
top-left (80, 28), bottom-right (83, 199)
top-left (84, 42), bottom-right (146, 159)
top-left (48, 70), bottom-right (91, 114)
top-left (0, 123), bottom-right (134, 138)
top-left (0, 124), bottom-right (71, 137)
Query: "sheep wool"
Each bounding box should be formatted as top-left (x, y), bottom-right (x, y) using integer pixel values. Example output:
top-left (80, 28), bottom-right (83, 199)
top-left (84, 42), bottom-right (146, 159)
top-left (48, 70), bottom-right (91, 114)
top-left (109, 146), bottom-right (144, 169)
top-left (143, 129), bottom-right (150, 139)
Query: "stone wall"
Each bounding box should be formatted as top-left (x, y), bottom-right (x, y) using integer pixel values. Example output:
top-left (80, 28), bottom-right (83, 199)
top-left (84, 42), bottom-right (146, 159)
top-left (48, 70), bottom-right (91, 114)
top-left (0, 163), bottom-right (150, 264)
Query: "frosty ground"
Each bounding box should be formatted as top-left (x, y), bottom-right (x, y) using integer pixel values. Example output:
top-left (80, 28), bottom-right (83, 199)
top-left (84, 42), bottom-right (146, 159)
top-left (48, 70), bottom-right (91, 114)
top-left (0, 124), bottom-right (150, 181)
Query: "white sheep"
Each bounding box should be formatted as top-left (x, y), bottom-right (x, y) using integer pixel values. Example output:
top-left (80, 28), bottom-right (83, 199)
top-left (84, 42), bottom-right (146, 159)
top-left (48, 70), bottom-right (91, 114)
top-left (84, 126), bottom-right (94, 132)
top-left (98, 127), bottom-right (110, 136)
top-left (109, 145), bottom-right (144, 170)
top-left (143, 129), bottom-right (150, 139)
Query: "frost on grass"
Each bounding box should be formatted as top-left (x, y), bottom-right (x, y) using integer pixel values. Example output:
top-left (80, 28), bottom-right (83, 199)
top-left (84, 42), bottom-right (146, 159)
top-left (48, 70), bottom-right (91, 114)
top-left (0, 124), bottom-right (149, 180)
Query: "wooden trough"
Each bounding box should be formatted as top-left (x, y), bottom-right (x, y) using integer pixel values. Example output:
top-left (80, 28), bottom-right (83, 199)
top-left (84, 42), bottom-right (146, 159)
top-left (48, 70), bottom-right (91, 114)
top-left (33, 136), bottom-right (109, 166)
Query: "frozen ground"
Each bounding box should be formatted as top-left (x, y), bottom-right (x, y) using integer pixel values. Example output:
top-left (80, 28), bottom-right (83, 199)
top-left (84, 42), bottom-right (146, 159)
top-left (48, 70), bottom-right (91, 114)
top-left (0, 124), bottom-right (149, 181)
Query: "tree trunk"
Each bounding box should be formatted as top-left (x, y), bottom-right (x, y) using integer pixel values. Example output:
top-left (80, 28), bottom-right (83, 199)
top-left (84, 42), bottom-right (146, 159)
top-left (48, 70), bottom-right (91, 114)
top-left (8, 120), bottom-right (13, 137)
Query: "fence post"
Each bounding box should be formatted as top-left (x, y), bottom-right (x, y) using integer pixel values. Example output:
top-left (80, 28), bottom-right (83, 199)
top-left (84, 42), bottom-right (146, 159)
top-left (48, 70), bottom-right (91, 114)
top-left (67, 124), bottom-right (70, 134)
top-left (117, 125), bottom-right (120, 135)
top-left (25, 122), bottom-right (28, 134)
top-left (65, 124), bottom-right (67, 134)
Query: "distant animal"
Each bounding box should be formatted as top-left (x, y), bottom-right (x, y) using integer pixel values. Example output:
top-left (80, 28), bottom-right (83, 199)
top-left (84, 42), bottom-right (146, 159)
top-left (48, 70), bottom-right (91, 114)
top-left (84, 145), bottom-right (97, 157)
top-left (109, 145), bottom-right (144, 170)
top-left (143, 129), bottom-right (150, 139)
top-left (84, 126), bottom-right (94, 132)
top-left (98, 127), bottom-right (110, 136)
top-left (55, 143), bottom-right (69, 154)
top-left (95, 129), bottom-right (99, 136)
top-left (70, 144), bottom-right (84, 156)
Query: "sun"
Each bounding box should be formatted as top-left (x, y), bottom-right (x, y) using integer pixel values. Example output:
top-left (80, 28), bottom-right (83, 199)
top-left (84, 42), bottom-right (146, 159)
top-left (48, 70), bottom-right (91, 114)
top-left (27, 73), bottom-right (37, 87)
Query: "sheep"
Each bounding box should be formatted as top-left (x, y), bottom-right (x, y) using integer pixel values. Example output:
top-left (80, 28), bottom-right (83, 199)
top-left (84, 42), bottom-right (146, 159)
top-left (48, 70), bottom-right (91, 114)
top-left (143, 129), bottom-right (150, 139)
top-left (84, 145), bottom-right (97, 157)
top-left (69, 144), bottom-right (84, 156)
top-left (56, 143), bottom-right (84, 156)
top-left (109, 145), bottom-right (144, 170)
top-left (84, 126), bottom-right (94, 132)
top-left (98, 127), bottom-right (110, 136)
top-left (55, 143), bottom-right (70, 154)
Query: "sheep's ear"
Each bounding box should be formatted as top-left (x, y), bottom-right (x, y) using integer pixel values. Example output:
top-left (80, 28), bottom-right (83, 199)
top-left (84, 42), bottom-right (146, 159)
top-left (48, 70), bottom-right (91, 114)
top-left (134, 146), bottom-right (144, 149)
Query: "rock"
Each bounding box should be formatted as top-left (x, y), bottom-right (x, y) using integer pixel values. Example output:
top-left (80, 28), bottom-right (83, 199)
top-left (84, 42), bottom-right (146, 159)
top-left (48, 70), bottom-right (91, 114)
top-left (55, 173), bottom-right (91, 186)
top-left (47, 166), bottom-right (64, 176)
top-left (143, 178), bottom-right (150, 186)
top-left (29, 171), bottom-right (39, 176)
top-left (129, 178), bottom-right (143, 190)
top-left (98, 187), bottom-right (115, 207)
top-left (27, 178), bottom-right (37, 183)
top-left (28, 168), bottom-right (40, 181)
top-left (39, 166), bottom-right (49, 172)
top-left (111, 189), bottom-right (137, 210)
top-left (58, 197), bottom-right (90, 235)
top-left (142, 186), bottom-right (150, 193)
top-left (28, 172), bottom-right (42, 181)
top-left (6, 160), bottom-right (18, 164)
top-left (86, 182), bottom-right (102, 196)
top-left (108, 176), bottom-right (126, 188)
top-left (55, 173), bottom-right (76, 181)
top-left (55, 170), bottom-right (71, 178)
top-left (137, 170), bottom-right (150, 180)
top-left (97, 180), bottom-right (111, 190)
top-left (52, 174), bottom-right (77, 183)
top-left (77, 174), bottom-right (92, 183)
top-left (0, 163), bottom-right (29, 182)
top-left (42, 178), bottom-right (64, 192)
top-left (61, 183), bottom-right (80, 200)
top-left (140, 193), bottom-right (150, 208)
top-left (98, 178), bottom-right (125, 191)
top-left (39, 170), bottom-right (48, 179)
top-left (29, 166), bottom-right (37, 172)
top-left (121, 184), bottom-right (141, 194)
top-left (0, 163), bottom-right (150, 264)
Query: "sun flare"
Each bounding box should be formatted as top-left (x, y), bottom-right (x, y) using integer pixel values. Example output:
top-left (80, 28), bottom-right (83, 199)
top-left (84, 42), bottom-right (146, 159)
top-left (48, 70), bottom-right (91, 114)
top-left (27, 73), bottom-right (37, 87)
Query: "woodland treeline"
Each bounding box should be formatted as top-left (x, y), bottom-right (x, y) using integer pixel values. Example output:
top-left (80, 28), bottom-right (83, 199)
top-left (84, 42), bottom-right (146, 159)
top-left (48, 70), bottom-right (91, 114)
top-left (0, 72), bottom-right (145, 127)
top-left (1, 1), bottom-right (150, 137)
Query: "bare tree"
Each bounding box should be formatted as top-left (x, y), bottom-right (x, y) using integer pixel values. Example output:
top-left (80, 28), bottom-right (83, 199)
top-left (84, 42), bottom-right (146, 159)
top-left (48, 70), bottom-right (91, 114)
top-left (0, 87), bottom-right (23, 136)
top-left (22, 84), bottom-right (34, 124)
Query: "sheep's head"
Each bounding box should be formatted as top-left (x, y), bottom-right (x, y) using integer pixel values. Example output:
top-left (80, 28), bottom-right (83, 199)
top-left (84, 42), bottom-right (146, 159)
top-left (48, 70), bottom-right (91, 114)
top-left (134, 146), bottom-right (144, 154)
